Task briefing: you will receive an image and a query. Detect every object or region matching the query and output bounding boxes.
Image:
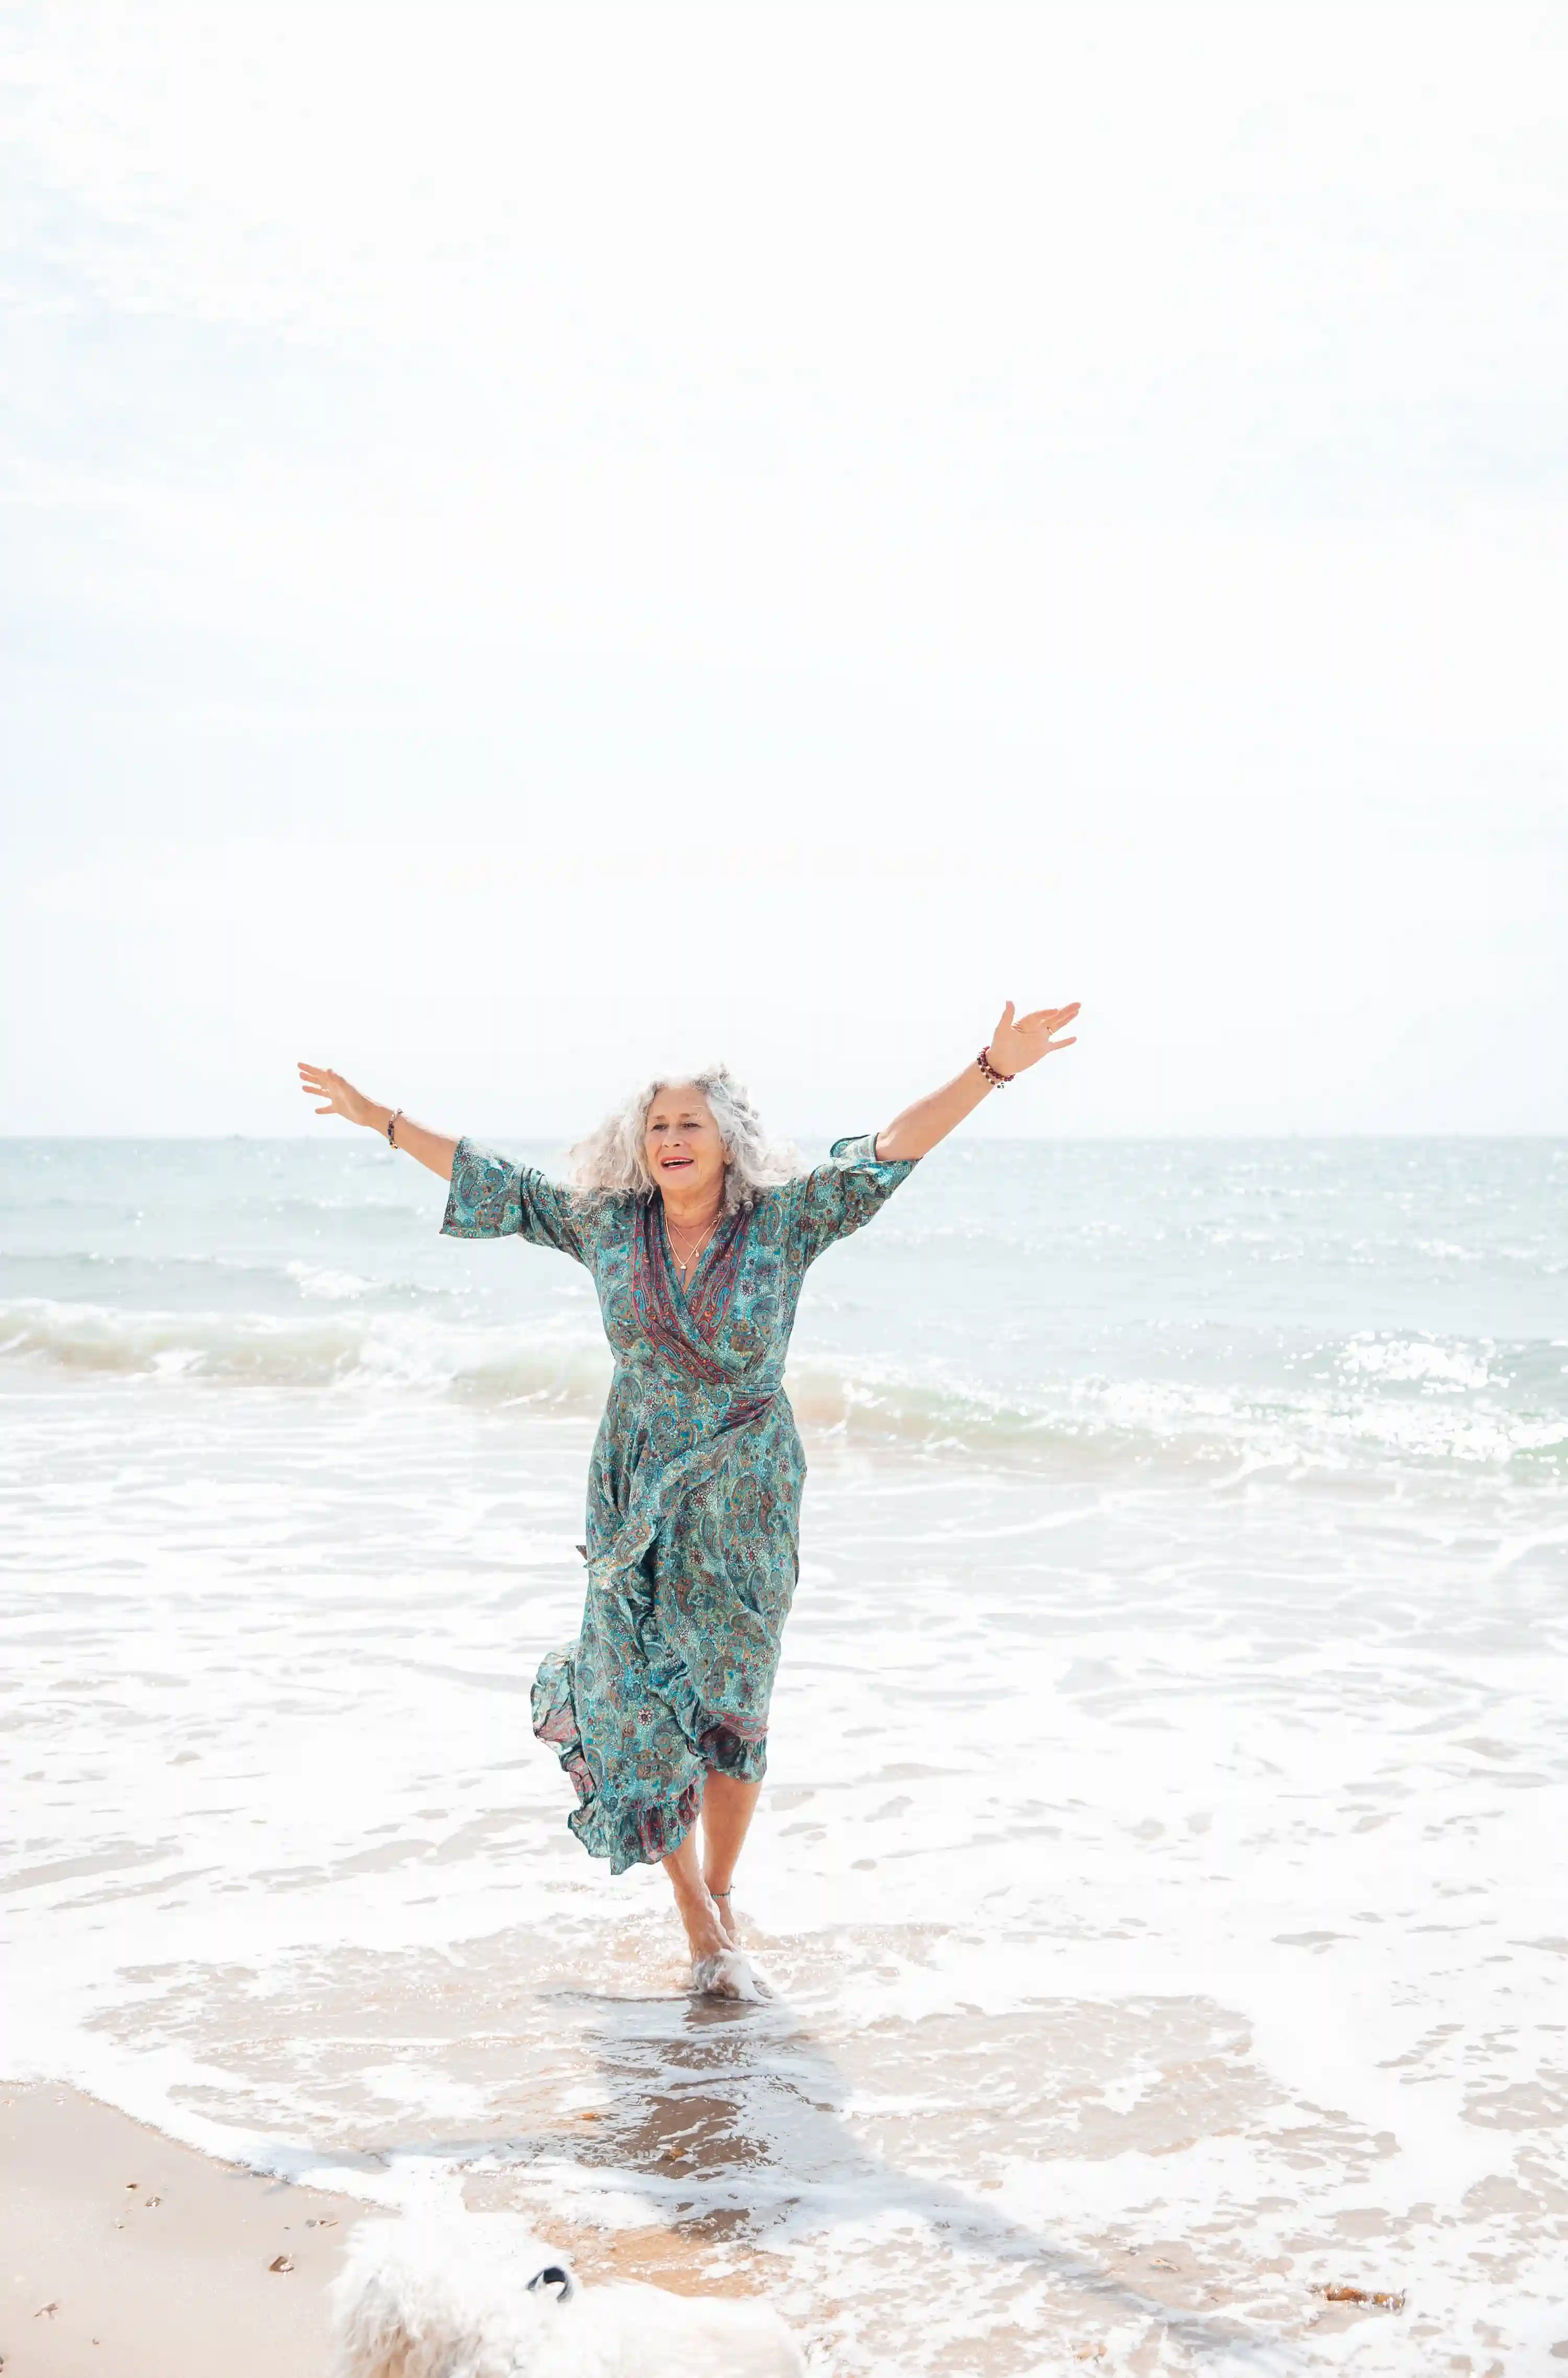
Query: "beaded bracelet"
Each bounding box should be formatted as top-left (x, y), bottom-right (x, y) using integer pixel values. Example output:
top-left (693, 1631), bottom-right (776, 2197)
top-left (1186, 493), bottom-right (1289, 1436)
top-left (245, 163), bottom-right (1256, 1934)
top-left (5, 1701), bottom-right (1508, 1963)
top-left (387, 1108), bottom-right (404, 1147)
top-left (976, 1046), bottom-right (1014, 1088)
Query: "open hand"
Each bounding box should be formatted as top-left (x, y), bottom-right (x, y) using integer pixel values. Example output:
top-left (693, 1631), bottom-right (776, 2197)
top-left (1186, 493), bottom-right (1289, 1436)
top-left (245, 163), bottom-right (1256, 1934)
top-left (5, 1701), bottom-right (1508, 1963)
top-left (298, 1062), bottom-right (375, 1127)
top-left (986, 1000), bottom-right (1080, 1075)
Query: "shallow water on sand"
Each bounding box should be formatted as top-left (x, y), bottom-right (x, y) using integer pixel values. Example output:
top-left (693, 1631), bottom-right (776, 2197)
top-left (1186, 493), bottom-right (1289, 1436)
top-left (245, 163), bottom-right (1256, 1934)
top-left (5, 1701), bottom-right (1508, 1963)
top-left (5, 1139), bottom-right (1568, 2371)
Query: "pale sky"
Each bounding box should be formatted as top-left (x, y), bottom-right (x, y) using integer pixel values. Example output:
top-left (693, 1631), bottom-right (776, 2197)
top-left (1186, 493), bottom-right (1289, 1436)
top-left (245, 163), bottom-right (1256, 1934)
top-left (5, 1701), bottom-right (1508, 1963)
top-left (3, 2), bottom-right (1565, 1138)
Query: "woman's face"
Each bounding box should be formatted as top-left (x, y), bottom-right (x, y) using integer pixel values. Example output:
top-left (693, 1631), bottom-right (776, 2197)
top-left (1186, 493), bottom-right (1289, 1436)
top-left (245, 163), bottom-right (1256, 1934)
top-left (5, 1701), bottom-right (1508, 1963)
top-left (643, 1084), bottom-right (728, 1204)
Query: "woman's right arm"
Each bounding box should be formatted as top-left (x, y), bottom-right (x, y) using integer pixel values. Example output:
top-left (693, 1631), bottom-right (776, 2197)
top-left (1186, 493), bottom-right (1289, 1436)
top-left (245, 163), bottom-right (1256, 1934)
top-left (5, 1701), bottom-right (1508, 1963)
top-left (298, 1064), bottom-right (456, 1182)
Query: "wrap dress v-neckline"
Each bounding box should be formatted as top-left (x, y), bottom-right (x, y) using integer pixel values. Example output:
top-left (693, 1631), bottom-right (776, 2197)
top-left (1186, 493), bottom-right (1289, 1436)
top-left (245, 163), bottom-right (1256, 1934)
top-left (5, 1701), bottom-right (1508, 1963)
top-left (441, 1132), bottom-right (918, 1872)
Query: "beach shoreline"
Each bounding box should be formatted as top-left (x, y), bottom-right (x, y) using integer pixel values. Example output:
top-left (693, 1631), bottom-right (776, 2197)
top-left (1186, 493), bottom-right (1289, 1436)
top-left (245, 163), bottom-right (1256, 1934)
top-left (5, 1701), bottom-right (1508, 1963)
top-left (0, 2080), bottom-right (780, 2378)
top-left (7, 1136), bottom-right (1567, 2369)
top-left (0, 2083), bottom-right (362, 2378)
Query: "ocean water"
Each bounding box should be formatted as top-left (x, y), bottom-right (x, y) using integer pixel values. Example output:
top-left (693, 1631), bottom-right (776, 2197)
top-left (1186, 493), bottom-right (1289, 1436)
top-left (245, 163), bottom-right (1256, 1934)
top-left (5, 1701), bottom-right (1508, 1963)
top-left (4, 1135), bottom-right (1567, 2374)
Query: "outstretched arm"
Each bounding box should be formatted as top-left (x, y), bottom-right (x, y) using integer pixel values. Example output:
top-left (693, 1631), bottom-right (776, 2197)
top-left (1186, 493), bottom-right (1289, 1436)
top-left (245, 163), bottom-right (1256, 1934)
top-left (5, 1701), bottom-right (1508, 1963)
top-left (873, 1001), bottom-right (1080, 1161)
top-left (298, 1064), bottom-right (457, 1183)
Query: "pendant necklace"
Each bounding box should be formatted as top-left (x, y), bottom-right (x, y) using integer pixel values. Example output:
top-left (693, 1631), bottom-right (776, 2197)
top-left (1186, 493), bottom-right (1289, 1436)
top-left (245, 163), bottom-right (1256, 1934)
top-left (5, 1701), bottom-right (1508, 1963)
top-left (666, 1209), bottom-right (718, 1284)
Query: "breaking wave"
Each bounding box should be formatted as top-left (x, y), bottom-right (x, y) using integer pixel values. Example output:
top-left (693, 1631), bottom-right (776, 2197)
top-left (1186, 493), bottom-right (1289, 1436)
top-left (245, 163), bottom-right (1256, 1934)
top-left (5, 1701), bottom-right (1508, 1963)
top-left (4, 1297), bottom-right (1563, 1477)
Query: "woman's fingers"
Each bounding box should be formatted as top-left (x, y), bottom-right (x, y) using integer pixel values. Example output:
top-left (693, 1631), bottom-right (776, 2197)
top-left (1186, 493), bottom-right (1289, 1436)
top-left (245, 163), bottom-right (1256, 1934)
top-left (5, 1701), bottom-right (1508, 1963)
top-left (1042, 1036), bottom-right (1077, 1054)
top-left (299, 1062), bottom-right (350, 1115)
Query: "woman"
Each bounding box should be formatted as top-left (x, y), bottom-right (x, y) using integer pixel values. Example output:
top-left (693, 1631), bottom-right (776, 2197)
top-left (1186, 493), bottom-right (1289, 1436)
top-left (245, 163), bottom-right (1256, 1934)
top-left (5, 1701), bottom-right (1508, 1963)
top-left (299, 1000), bottom-right (1078, 1997)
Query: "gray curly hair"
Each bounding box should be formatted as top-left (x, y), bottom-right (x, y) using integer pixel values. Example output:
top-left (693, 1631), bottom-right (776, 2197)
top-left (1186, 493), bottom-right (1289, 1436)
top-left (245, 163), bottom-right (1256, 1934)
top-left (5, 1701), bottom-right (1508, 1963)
top-left (567, 1066), bottom-right (804, 1212)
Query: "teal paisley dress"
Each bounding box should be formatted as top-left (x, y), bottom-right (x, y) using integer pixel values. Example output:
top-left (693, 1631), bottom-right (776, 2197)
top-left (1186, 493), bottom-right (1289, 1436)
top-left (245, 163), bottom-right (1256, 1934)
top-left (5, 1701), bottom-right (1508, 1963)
top-left (442, 1133), bottom-right (918, 1873)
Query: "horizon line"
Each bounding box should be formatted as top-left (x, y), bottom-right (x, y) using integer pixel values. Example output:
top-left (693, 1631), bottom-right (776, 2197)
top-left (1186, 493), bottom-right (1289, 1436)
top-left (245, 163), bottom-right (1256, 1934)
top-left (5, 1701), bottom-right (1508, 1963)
top-left (3, 1129), bottom-right (1565, 1147)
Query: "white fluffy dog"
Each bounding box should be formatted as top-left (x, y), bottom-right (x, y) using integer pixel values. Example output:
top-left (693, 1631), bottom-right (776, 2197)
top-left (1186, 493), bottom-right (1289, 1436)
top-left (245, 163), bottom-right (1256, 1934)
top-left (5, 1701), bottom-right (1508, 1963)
top-left (332, 2211), bottom-right (806, 2378)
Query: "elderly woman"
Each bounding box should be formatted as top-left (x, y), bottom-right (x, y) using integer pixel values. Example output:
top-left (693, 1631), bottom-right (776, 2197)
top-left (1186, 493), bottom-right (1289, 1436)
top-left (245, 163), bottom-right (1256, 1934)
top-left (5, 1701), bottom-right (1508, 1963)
top-left (299, 1000), bottom-right (1077, 1997)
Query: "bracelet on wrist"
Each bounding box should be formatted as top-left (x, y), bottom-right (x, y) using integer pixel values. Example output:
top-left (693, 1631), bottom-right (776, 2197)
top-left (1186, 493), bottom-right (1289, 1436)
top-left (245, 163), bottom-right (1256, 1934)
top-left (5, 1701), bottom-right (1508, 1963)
top-left (387, 1109), bottom-right (405, 1147)
top-left (976, 1046), bottom-right (1014, 1088)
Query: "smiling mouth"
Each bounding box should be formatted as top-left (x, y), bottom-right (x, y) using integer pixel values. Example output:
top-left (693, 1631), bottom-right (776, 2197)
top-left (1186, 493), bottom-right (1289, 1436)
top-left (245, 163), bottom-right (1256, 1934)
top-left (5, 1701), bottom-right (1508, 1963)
top-left (661, 1156), bottom-right (694, 1168)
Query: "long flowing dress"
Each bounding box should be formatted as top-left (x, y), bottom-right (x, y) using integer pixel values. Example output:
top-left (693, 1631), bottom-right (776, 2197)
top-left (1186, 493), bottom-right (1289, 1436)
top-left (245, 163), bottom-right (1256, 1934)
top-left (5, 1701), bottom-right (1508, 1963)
top-left (441, 1132), bottom-right (917, 1872)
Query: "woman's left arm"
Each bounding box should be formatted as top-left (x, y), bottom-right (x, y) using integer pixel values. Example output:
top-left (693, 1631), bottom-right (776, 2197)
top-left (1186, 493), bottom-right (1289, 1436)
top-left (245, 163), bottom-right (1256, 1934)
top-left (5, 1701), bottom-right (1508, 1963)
top-left (873, 1001), bottom-right (1080, 1161)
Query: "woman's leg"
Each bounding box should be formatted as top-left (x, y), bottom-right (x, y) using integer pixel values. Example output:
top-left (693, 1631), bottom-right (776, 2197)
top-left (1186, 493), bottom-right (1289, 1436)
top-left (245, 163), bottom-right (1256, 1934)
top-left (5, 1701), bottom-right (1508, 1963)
top-left (659, 1773), bottom-right (763, 1964)
top-left (661, 1823), bottom-right (730, 1966)
top-left (701, 1772), bottom-right (762, 1944)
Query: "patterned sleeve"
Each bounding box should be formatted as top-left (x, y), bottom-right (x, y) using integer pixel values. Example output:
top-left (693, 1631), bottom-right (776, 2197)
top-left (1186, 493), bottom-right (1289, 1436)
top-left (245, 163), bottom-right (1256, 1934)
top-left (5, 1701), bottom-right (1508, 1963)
top-left (787, 1131), bottom-right (919, 1266)
top-left (440, 1137), bottom-right (586, 1261)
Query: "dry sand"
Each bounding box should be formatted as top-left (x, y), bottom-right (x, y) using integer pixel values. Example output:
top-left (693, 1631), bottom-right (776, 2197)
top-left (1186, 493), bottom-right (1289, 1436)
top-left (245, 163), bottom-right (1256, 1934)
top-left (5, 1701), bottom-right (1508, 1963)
top-left (0, 2084), bottom-right (364, 2378)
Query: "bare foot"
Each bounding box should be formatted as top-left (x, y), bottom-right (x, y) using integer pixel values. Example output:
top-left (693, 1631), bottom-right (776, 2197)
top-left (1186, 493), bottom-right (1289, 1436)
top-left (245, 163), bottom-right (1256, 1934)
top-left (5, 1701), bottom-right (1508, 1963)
top-left (705, 1880), bottom-right (740, 1945)
top-left (668, 1869), bottom-right (729, 1967)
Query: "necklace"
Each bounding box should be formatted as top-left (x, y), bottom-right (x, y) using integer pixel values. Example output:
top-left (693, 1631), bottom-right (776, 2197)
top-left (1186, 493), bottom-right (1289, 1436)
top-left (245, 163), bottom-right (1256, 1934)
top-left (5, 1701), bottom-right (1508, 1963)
top-left (665, 1209), bottom-right (719, 1282)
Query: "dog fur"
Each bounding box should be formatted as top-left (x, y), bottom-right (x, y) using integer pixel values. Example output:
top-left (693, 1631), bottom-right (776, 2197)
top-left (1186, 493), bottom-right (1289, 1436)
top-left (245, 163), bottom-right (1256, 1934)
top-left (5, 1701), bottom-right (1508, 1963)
top-left (331, 2211), bottom-right (806, 2378)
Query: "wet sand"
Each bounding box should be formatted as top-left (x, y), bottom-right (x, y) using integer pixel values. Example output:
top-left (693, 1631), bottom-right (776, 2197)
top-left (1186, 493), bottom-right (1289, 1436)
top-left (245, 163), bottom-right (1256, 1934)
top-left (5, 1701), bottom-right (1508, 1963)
top-left (0, 2080), bottom-right (779, 2378)
top-left (0, 2084), bottom-right (360, 2378)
